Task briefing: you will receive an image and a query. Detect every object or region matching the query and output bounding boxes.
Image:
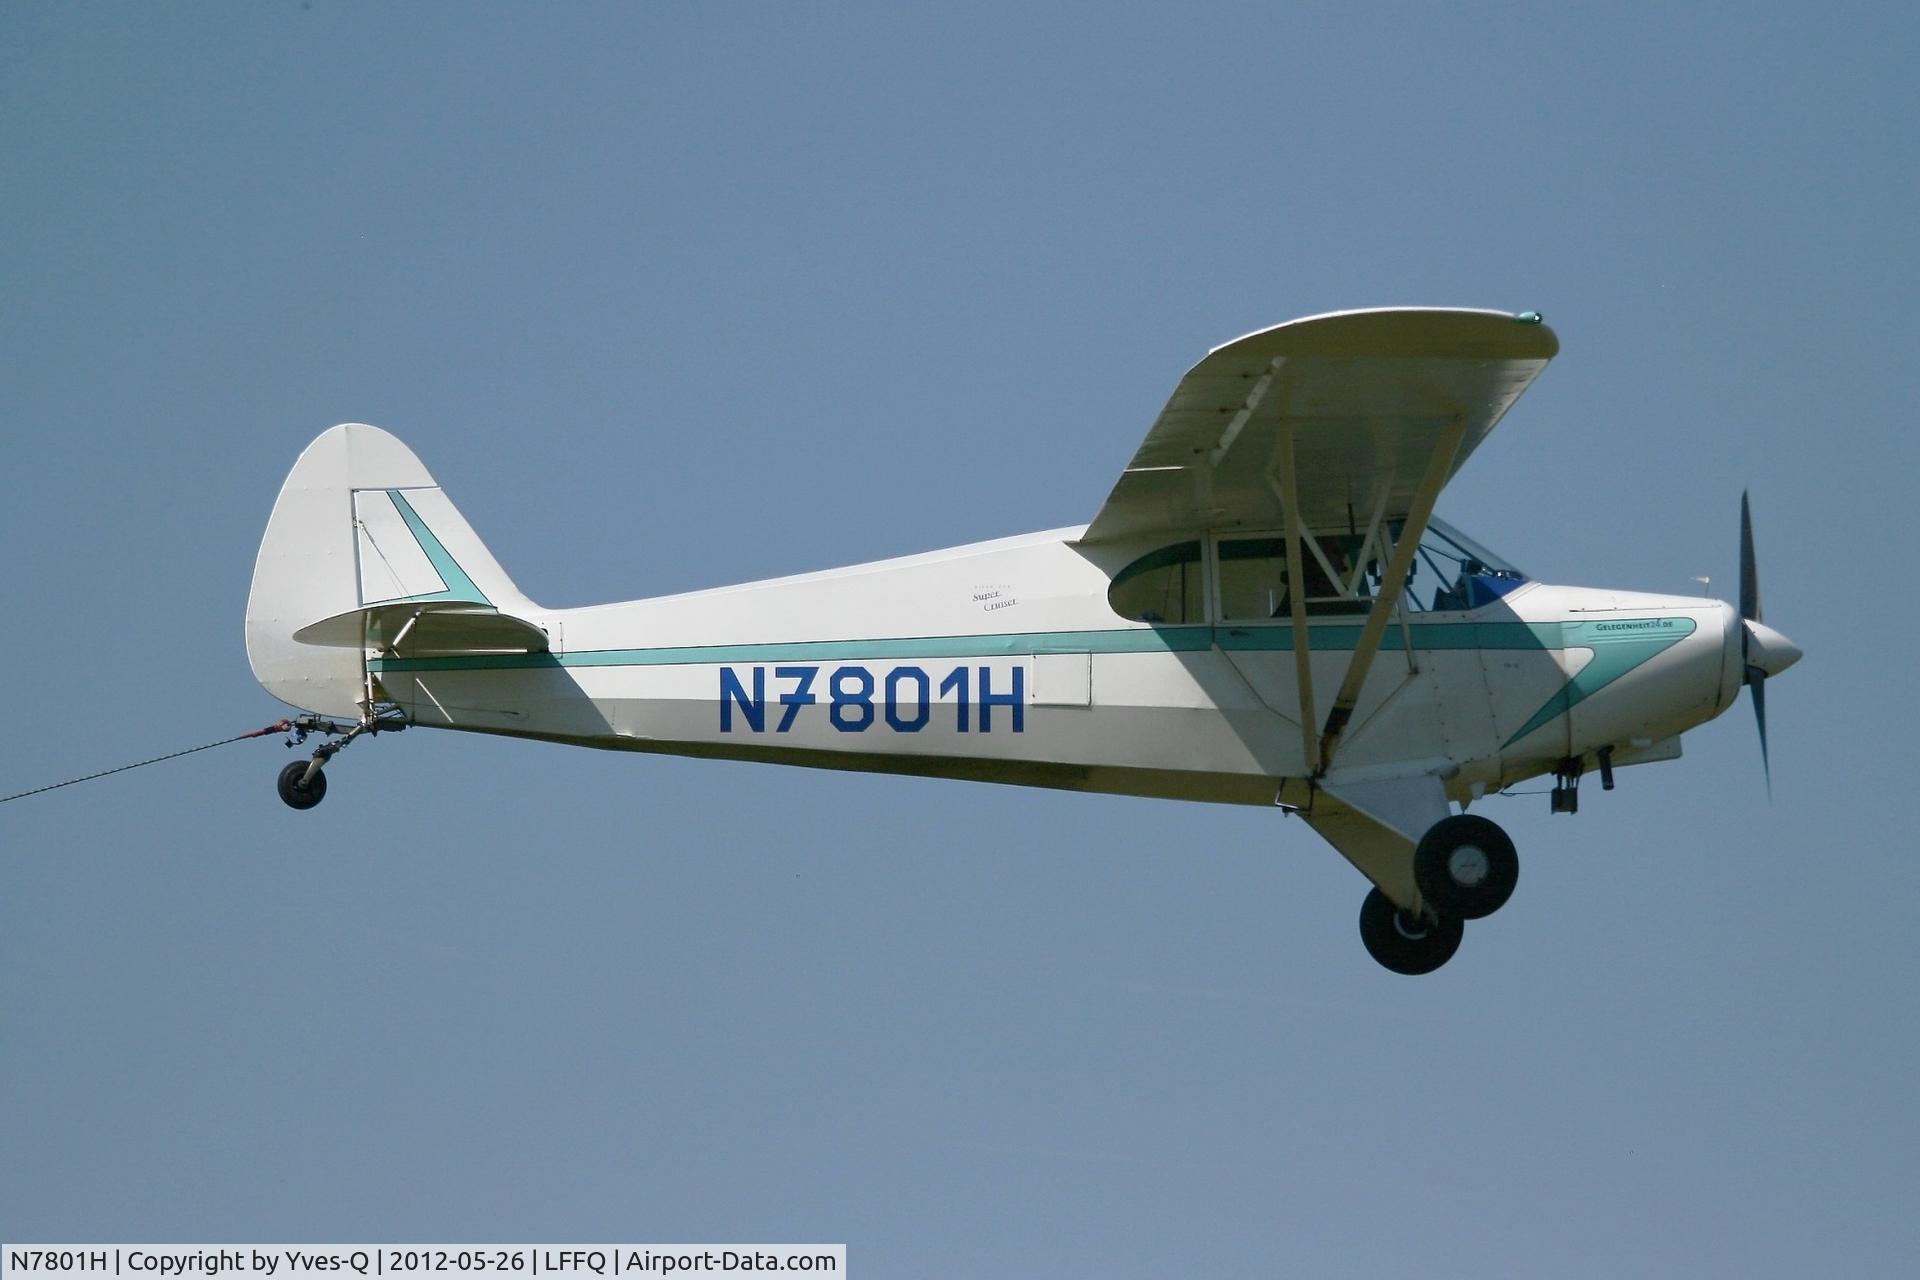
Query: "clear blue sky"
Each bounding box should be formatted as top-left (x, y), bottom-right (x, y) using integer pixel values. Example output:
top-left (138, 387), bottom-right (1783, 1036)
top-left (4, 3), bottom-right (1915, 1274)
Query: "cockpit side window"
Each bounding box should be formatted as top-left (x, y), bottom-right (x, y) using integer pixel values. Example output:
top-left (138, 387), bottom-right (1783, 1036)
top-left (1217, 534), bottom-right (1372, 619)
top-left (1107, 541), bottom-right (1203, 623)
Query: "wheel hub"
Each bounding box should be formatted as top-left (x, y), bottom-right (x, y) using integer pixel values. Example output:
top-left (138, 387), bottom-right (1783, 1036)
top-left (1447, 843), bottom-right (1490, 887)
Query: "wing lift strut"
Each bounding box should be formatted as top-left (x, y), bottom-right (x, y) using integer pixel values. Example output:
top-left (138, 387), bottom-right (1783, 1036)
top-left (1269, 417), bottom-right (1482, 944)
top-left (1296, 416), bottom-right (1467, 779)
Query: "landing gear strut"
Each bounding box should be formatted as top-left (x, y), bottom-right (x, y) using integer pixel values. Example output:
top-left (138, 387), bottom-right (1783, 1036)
top-left (274, 709), bottom-right (405, 810)
top-left (1358, 887), bottom-right (1463, 975)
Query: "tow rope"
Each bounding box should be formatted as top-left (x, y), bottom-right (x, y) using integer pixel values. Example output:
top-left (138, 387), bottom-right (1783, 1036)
top-left (0, 720), bottom-right (292, 807)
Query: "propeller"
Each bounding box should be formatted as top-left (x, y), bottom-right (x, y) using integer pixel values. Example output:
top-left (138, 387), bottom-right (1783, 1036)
top-left (1737, 492), bottom-right (1801, 793)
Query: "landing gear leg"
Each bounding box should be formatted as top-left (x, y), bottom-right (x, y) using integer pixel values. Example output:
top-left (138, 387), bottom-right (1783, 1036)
top-left (1358, 887), bottom-right (1463, 975)
top-left (273, 709), bottom-right (405, 811)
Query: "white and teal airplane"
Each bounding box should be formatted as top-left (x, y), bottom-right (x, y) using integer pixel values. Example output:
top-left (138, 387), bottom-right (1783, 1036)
top-left (246, 308), bottom-right (1799, 973)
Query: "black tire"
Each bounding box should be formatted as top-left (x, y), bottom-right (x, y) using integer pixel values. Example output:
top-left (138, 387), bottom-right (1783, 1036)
top-left (277, 760), bottom-right (328, 810)
top-left (1413, 814), bottom-right (1518, 921)
top-left (1358, 887), bottom-right (1463, 975)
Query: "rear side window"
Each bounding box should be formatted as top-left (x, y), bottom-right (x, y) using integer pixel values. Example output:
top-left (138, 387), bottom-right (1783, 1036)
top-left (1216, 537), bottom-right (1288, 619)
top-left (1108, 541), bottom-right (1203, 623)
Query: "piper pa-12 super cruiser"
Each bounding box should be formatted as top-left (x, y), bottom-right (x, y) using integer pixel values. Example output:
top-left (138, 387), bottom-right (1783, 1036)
top-left (246, 308), bottom-right (1799, 973)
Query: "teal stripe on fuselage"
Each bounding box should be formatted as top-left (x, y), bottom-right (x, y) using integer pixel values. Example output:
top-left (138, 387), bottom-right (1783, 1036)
top-left (367, 619), bottom-right (1571, 673)
top-left (1214, 620), bottom-right (1562, 653)
top-left (367, 615), bottom-right (1697, 754)
top-left (370, 625), bottom-right (1213, 672)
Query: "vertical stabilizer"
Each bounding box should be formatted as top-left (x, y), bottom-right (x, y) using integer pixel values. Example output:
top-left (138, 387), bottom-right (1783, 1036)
top-left (245, 423), bottom-right (537, 714)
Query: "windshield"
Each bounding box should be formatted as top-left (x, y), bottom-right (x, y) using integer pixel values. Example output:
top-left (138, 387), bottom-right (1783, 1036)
top-left (1393, 516), bottom-right (1527, 612)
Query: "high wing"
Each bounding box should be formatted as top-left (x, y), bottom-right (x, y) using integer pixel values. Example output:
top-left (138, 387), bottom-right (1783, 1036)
top-left (1085, 308), bottom-right (1562, 890)
top-left (1080, 308), bottom-right (1559, 543)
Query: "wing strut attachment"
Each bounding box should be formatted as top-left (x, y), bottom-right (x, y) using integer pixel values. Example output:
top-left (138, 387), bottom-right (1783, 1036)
top-left (1274, 418), bottom-right (1321, 775)
top-left (1314, 418), bottom-right (1467, 775)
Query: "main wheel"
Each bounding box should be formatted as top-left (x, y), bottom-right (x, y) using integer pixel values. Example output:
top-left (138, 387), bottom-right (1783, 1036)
top-left (1358, 887), bottom-right (1463, 975)
top-left (1413, 814), bottom-right (1518, 920)
top-left (277, 760), bottom-right (328, 810)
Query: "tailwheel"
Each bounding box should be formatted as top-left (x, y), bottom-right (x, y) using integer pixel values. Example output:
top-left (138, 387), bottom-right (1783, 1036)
top-left (277, 760), bottom-right (327, 810)
top-left (272, 707), bottom-right (406, 811)
top-left (1413, 814), bottom-right (1518, 920)
top-left (1358, 887), bottom-right (1463, 975)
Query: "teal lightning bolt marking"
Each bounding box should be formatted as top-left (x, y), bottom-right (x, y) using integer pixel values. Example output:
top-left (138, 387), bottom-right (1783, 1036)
top-left (1501, 617), bottom-right (1696, 748)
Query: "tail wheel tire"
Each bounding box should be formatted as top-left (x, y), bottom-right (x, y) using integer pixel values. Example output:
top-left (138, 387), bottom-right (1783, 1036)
top-left (1358, 887), bottom-right (1463, 975)
top-left (1414, 815), bottom-right (1518, 920)
top-left (277, 760), bottom-right (327, 810)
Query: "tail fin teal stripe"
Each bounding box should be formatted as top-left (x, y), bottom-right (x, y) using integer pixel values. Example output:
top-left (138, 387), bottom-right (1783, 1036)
top-left (386, 489), bottom-right (491, 606)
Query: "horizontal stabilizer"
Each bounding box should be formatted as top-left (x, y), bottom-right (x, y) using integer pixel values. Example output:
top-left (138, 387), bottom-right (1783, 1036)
top-left (293, 602), bottom-right (551, 655)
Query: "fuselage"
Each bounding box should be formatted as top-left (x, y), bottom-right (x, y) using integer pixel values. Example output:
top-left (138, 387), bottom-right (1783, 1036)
top-left (364, 524), bottom-right (1741, 807)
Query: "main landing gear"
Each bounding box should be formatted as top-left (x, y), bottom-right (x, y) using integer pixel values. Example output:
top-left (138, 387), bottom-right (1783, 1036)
top-left (1413, 814), bottom-right (1518, 920)
top-left (1359, 888), bottom-right (1463, 975)
top-left (1358, 813), bottom-right (1519, 975)
top-left (274, 709), bottom-right (405, 810)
